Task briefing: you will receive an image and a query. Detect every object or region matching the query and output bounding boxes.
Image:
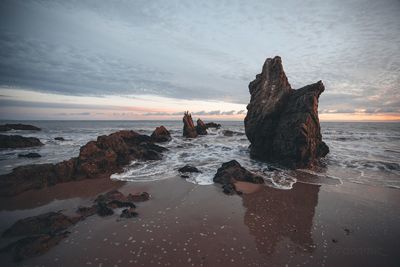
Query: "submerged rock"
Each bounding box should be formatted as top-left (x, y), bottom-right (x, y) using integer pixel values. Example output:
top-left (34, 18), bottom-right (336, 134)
top-left (178, 165), bottom-right (201, 173)
top-left (54, 137), bottom-right (65, 141)
top-left (151, 126), bottom-right (172, 142)
top-left (120, 208), bottom-right (138, 218)
top-left (0, 135), bottom-right (43, 149)
top-left (196, 119), bottom-right (208, 135)
top-left (2, 211), bottom-right (79, 238)
top-left (0, 131), bottom-right (167, 196)
top-left (204, 122), bottom-right (221, 129)
top-left (0, 124), bottom-right (41, 132)
top-left (18, 152), bottom-right (41, 158)
top-left (213, 160), bottom-right (264, 194)
top-left (1, 231), bottom-right (70, 262)
top-left (183, 111), bottom-right (198, 138)
top-left (244, 56), bottom-right (329, 168)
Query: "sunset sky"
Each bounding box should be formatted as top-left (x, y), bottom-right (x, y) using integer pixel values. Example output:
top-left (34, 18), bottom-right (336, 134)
top-left (0, 0), bottom-right (399, 121)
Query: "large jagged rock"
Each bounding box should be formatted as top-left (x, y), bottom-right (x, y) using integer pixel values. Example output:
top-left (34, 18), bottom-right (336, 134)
top-left (244, 56), bottom-right (329, 168)
top-left (0, 124), bottom-right (41, 132)
top-left (182, 111), bottom-right (198, 138)
top-left (151, 126), bottom-right (172, 142)
top-left (0, 135), bottom-right (44, 149)
top-left (0, 131), bottom-right (167, 196)
top-left (196, 119), bottom-right (208, 135)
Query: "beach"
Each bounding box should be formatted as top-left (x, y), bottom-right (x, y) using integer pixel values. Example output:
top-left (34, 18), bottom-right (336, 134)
top-left (0, 175), bottom-right (399, 266)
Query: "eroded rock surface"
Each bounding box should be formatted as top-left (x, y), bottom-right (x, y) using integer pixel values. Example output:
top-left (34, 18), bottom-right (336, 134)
top-left (151, 126), bottom-right (172, 142)
top-left (213, 160), bottom-right (264, 194)
top-left (0, 135), bottom-right (43, 149)
top-left (244, 56), bottom-right (329, 168)
top-left (0, 131), bottom-right (166, 196)
top-left (183, 112), bottom-right (198, 138)
top-left (196, 119), bottom-right (208, 135)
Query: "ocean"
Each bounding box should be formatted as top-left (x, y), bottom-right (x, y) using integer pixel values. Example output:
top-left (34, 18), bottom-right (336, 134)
top-left (0, 120), bottom-right (399, 189)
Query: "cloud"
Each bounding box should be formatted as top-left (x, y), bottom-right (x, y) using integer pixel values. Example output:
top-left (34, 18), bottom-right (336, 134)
top-left (56, 112), bottom-right (91, 116)
top-left (0, 0), bottom-right (399, 114)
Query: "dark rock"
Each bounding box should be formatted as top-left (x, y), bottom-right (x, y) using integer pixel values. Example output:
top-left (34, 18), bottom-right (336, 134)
top-left (213, 160), bottom-right (264, 194)
top-left (127, 192), bottom-right (150, 202)
top-left (2, 211), bottom-right (79, 238)
top-left (0, 135), bottom-right (44, 149)
top-left (344, 228), bottom-right (352, 235)
top-left (204, 122), bottom-right (221, 129)
top-left (120, 208), bottom-right (138, 218)
top-left (178, 165), bottom-right (201, 173)
top-left (222, 183), bottom-right (236, 195)
top-left (264, 165), bottom-right (279, 172)
top-left (244, 56), bottom-right (329, 168)
top-left (0, 130), bottom-right (166, 196)
top-left (0, 124), bottom-right (41, 132)
top-left (181, 174), bottom-right (189, 178)
top-left (222, 130), bottom-right (244, 137)
top-left (54, 137), bottom-right (65, 141)
top-left (151, 126), bottom-right (172, 142)
top-left (96, 201), bottom-right (114, 217)
top-left (18, 152), bottom-right (41, 158)
top-left (107, 200), bottom-right (136, 209)
top-left (223, 130), bottom-right (234, 137)
top-left (213, 160), bottom-right (264, 185)
top-left (1, 231), bottom-right (69, 262)
top-left (183, 111), bottom-right (198, 138)
top-left (196, 119), bottom-right (208, 135)
top-left (76, 206), bottom-right (97, 218)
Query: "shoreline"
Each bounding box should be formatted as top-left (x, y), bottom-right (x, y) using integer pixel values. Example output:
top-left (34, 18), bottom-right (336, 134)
top-left (0, 177), bottom-right (399, 266)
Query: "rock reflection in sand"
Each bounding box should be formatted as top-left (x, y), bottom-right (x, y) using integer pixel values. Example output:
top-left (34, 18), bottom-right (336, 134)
top-left (240, 182), bottom-right (320, 255)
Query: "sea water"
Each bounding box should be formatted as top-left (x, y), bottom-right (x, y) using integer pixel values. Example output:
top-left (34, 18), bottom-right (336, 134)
top-left (0, 120), bottom-right (399, 189)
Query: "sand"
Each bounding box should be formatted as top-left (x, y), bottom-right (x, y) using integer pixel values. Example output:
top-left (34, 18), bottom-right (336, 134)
top-left (0, 177), bottom-right (399, 267)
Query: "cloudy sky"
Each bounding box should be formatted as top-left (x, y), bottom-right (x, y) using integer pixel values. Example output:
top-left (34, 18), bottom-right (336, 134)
top-left (0, 0), bottom-right (399, 120)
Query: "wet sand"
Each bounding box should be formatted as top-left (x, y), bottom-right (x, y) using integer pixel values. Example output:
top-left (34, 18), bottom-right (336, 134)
top-left (0, 177), bottom-right (399, 267)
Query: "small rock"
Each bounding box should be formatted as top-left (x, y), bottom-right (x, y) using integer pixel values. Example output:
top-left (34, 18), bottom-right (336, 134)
top-left (120, 208), bottom-right (138, 218)
top-left (213, 160), bottom-right (264, 195)
top-left (18, 153), bottom-right (41, 158)
top-left (178, 165), bottom-right (201, 173)
top-left (128, 192), bottom-right (150, 202)
top-left (54, 137), bottom-right (65, 141)
top-left (204, 122), bottom-right (221, 129)
top-left (96, 202), bottom-right (114, 217)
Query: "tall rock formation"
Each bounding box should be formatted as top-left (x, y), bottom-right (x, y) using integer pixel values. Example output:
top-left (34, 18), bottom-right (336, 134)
top-left (244, 56), bottom-right (329, 168)
top-left (182, 111), bottom-right (198, 138)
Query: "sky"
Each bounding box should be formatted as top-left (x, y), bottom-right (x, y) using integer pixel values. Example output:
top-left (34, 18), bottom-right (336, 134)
top-left (0, 0), bottom-right (399, 121)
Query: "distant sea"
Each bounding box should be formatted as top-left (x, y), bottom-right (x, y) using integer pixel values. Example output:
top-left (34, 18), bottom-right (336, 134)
top-left (1, 120), bottom-right (399, 189)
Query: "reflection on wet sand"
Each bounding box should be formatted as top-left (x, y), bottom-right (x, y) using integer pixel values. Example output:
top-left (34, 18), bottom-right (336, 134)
top-left (0, 177), bottom-right (125, 211)
top-left (241, 182), bottom-right (320, 256)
